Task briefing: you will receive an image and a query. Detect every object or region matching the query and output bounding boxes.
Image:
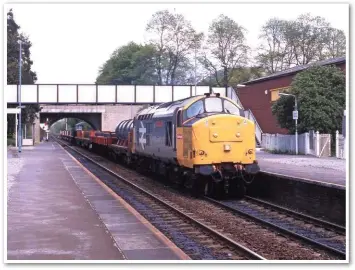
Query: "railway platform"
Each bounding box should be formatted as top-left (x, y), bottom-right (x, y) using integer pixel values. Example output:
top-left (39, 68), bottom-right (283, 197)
top-left (256, 151), bottom-right (346, 187)
top-left (7, 142), bottom-right (188, 260)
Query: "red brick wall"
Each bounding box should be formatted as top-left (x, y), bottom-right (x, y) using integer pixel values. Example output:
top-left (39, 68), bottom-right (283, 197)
top-left (238, 62), bottom-right (346, 134)
top-left (238, 75), bottom-right (293, 134)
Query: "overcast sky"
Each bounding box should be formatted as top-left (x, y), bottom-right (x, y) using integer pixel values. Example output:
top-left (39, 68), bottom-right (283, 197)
top-left (5, 2), bottom-right (349, 84)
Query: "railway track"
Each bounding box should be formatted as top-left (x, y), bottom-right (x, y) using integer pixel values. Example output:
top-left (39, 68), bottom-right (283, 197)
top-left (205, 196), bottom-right (346, 258)
top-left (53, 136), bottom-right (345, 260)
top-left (54, 137), bottom-right (265, 260)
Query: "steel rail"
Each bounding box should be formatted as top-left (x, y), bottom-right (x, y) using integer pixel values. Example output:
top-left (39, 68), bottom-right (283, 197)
top-left (204, 196), bottom-right (346, 259)
top-left (54, 137), bottom-right (265, 260)
top-left (245, 195), bottom-right (345, 233)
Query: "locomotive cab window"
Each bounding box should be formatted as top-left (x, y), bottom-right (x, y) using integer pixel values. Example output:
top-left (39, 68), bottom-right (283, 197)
top-left (224, 100), bottom-right (240, 115)
top-left (205, 97), bottom-right (223, 113)
top-left (177, 110), bottom-right (182, 127)
top-left (185, 100), bottom-right (204, 119)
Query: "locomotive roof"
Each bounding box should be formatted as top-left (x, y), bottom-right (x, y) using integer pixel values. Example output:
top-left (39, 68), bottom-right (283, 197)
top-left (135, 94), bottom-right (242, 120)
top-left (136, 96), bottom-right (201, 118)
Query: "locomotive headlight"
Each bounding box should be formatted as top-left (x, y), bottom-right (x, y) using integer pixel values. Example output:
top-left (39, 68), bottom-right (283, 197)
top-left (199, 150), bottom-right (205, 155)
top-left (248, 149), bottom-right (253, 154)
top-left (224, 144), bottom-right (231, 151)
top-left (213, 133), bottom-right (218, 138)
top-left (236, 132), bottom-right (240, 137)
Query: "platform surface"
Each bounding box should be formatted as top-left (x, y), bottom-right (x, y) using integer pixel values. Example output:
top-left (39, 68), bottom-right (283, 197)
top-left (256, 151), bottom-right (346, 187)
top-left (7, 142), bottom-right (188, 260)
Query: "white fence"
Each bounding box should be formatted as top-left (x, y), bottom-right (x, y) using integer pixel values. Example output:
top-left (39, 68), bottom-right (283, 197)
top-left (335, 130), bottom-right (346, 159)
top-left (261, 131), bottom-right (332, 157)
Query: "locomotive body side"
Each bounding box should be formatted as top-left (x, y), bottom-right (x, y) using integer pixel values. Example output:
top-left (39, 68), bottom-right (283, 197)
top-left (64, 93), bottom-right (260, 198)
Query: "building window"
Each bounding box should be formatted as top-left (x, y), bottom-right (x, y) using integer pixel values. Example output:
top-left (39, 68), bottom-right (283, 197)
top-left (271, 90), bottom-right (280, 101)
top-left (270, 87), bottom-right (290, 102)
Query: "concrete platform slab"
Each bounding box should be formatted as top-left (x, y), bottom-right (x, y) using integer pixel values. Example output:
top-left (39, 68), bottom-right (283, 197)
top-left (7, 142), bottom-right (189, 261)
top-left (256, 151), bottom-right (346, 187)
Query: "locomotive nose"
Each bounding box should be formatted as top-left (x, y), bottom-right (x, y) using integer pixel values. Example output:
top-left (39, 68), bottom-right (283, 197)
top-left (208, 116), bottom-right (244, 143)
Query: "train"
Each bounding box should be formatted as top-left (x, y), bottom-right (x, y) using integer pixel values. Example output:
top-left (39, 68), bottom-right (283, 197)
top-left (59, 93), bottom-right (260, 199)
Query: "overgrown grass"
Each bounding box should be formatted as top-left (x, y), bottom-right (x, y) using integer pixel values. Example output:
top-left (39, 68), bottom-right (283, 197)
top-left (7, 138), bottom-right (16, 146)
top-left (263, 149), bottom-right (300, 155)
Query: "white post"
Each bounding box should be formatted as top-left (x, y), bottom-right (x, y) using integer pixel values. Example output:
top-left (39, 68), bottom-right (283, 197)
top-left (15, 116), bottom-right (18, 148)
top-left (316, 131), bottom-right (320, 157)
top-left (335, 130), bottom-right (339, 158)
top-left (295, 97), bottom-right (298, 155)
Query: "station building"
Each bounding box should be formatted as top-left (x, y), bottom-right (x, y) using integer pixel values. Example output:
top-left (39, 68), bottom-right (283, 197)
top-left (238, 56), bottom-right (346, 134)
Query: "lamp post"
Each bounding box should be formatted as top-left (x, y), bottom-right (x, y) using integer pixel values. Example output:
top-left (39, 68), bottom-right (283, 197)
top-left (279, 93), bottom-right (298, 155)
top-left (194, 39), bottom-right (197, 96)
top-left (18, 40), bottom-right (22, 153)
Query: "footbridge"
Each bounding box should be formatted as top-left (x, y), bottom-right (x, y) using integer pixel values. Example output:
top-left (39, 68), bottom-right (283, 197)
top-left (6, 84), bottom-right (262, 144)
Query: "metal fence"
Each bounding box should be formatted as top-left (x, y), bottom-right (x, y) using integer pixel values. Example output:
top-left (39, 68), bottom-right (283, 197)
top-left (261, 131), bottom-right (332, 157)
top-left (261, 133), bottom-right (309, 154)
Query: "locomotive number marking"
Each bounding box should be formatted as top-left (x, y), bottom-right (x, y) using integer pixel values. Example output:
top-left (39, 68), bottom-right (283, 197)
top-left (138, 121), bottom-right (146, 150)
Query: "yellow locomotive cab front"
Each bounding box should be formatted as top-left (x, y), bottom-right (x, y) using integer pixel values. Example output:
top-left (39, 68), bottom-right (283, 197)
top-left (176, 94), bottom-right (259, 175)
top-left (175, 93), bottom-right (260, 199)
top-left (192, 114), bottom-right (257, 166)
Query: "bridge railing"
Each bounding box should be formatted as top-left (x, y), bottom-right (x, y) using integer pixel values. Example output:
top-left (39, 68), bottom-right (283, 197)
top-left (6, 84), bottom-right (230, 104)
top-left (244, 109), bottom-right (263, 145)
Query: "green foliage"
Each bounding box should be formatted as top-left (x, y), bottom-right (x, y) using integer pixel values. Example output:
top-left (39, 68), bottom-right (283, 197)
top-left (198, 66), bottom-right (265, 87)
top-left (96, 42), bottom-right (158, 84)
top-left (272, 65), bottom-right (345, 134)
top-left (264, 149), bottom-right (297, 155)
top-left (7, 9), bottom-right (40, 134)
top-left (146, 10), bottom-right (203, 85)
top-left (257, 14), bottom-right (346, 74)
top-left (96, 10), bottom-right (344, 91)
top-left (7, 138), bottom-right (16, 146)
top-left (199, 14), bottom-right (249, 87)
top-left (50, 118), bottom-right (92, 134)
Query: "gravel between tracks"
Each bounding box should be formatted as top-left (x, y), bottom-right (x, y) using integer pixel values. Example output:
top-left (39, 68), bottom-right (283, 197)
top-left (70, 145), bottom-right (341, 260)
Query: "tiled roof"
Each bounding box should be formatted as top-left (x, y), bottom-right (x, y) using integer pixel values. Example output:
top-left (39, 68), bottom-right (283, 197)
top-left (243, 56), bottom-right (346, 85)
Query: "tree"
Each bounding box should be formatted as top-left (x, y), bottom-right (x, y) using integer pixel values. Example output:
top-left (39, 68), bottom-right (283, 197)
top-left (146, 10), bottom-right (203, 85)
top-left (256, 18), bottom-right (294, 74)
top-left (324, 27), bottom-right (346, 58)
top-left (256, 13), bottom-right (346, 74)
top-left (96, 42), bottom-right (157, 84)
top-left (199, 15), bottom-right (249, 87)
top-left (272, 65), bottom-right (345, 134)
top-left (288, 13), bottom-right (331, 65)
top-left (198, 66), bottom-right (265, 87)
top-left (7, 9), bottom-right (39, 136)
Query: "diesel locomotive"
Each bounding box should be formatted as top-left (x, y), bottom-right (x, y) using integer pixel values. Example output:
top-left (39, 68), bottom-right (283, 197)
top-left (60, 93), bottom-right (260, 198)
